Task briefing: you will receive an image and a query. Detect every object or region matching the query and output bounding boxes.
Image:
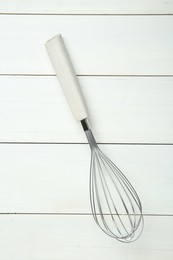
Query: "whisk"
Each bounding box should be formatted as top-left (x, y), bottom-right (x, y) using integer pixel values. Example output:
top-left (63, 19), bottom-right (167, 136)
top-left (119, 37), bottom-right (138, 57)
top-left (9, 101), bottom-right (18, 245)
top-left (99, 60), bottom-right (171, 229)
top-left (45, 34), bottom-right (144, 242)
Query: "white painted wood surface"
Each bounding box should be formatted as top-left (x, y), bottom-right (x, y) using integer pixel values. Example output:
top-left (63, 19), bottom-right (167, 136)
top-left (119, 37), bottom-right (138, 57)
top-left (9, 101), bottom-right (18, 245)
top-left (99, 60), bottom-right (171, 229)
top-left (0, 215), bottom-right (172, 260)
top-left (0, 144), bottom-right (172, 214)
top-left (0, 0), bottom-right (173, 14)
top-left (0, 76), bottom-right (172, 143)
top-left (0, 16), bottom-right (173, 75)
top-left (0, 0), bottom-right (172, 258)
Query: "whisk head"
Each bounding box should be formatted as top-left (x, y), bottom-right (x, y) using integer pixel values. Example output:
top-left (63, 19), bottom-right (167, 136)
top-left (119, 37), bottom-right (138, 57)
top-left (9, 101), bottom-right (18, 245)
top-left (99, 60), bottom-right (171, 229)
top-left (85, 127), bottom-right (144, 243)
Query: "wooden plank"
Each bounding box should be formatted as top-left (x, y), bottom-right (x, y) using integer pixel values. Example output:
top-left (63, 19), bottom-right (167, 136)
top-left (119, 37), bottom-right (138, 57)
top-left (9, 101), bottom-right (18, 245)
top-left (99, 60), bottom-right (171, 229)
top-left (0, 215), bottom-right (172, 259)
top-left (0, 144), bottom-right (172, 214)
top-left (0, 76), bottom-right (172, 143)
top-left (0, 16), bottom-right (173, 75)
top-left (0, 0), bottom-right (173, 14)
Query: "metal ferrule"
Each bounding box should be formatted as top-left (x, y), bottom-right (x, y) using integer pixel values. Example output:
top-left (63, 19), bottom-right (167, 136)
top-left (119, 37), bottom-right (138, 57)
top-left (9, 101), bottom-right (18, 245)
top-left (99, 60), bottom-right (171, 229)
top-left (81, 119), bottom-right (98, 149)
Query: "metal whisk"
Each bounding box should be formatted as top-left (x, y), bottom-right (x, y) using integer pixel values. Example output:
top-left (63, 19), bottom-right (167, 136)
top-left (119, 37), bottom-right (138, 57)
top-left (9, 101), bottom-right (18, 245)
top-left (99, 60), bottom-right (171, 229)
top-left (45, 34), bottom-right (144, 242)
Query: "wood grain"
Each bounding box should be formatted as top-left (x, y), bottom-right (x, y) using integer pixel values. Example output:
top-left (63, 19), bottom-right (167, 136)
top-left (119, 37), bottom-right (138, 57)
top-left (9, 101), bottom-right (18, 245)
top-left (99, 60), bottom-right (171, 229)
top-left (0, 144), bottom-right (172, 214)
top-left (0, 215), bottom-right (172, 259)
top-left (0, 0), bottom-right (173, 14)
top-left (0, 15), bottom-right (173, 75)
top-left (0, 76), bottom-right (172, 143)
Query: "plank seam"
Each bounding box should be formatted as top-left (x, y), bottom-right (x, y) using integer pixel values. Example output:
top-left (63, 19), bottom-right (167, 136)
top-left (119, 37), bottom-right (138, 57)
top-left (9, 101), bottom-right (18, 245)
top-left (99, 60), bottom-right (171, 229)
top-left (0, 213), bottom-right (172, 216)
top-left (1, 74), bottom-right (173, 77)
top-left (0, 13), bottom-right (173, 16)
top-left (0, 142), bottom-right (172, 145)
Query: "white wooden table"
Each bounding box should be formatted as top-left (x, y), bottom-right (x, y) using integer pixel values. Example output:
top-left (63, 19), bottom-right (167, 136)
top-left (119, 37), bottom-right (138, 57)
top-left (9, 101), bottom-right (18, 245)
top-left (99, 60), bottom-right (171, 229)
top-left (0, 1), bottom-right (173, 259)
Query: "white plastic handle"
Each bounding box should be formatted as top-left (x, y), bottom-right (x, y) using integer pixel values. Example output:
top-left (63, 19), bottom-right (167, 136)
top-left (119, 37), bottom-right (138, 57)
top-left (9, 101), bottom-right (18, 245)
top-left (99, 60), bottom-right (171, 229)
top-left (45, 34), bottom-right (88, 121)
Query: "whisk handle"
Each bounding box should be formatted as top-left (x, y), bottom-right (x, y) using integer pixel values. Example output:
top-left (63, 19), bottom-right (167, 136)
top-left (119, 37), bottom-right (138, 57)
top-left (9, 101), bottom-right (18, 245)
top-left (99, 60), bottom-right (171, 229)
top-left (45, 34), bottom-right (88, 121)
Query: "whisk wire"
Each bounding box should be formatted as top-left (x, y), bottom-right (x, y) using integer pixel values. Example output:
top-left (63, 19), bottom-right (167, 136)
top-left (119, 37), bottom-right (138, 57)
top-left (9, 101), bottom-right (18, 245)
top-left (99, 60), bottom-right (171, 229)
top-left (99, 151), bottom-right (138, 228)
top-left (98, 150), bottom-right (135, 235)
top-left (84, 124), bottom-right (144, 242)
top-left (95, 151), bottom-right (123, 236)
